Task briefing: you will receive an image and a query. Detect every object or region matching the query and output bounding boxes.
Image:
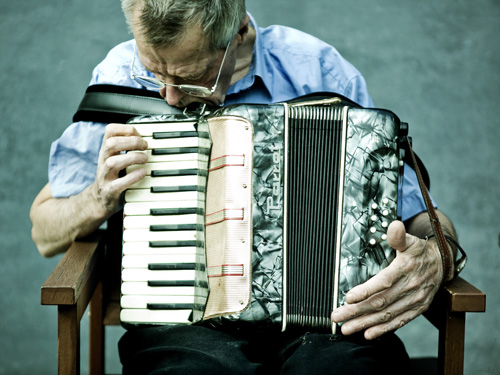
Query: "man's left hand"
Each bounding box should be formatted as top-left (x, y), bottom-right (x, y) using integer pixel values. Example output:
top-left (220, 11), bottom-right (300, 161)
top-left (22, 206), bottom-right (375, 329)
top-left (331, 220), bottom-right (443, 340)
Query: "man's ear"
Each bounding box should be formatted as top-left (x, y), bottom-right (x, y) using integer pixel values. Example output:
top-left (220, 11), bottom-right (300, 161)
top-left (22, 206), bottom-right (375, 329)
top-left (237, 15), bottom-right (250, 45)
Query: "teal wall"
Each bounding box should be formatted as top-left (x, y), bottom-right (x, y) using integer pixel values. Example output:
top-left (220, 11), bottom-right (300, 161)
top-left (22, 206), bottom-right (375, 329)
top-left (1, 1), bottom-right (498, 373)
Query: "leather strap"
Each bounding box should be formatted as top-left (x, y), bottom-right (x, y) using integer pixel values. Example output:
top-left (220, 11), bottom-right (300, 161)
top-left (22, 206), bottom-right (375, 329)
top-left (72, 84), bottom-right (183, 124)
top-left (405, 136), bottom-right (455, 282)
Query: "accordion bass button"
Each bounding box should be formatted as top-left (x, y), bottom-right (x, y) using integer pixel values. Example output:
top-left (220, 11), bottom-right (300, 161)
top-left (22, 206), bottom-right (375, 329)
top-left (369, 238), bottom-right (377, 246)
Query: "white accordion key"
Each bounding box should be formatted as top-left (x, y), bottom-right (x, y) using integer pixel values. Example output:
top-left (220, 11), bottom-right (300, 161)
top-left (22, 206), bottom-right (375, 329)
top-left (121, 285), bottom-right (195, 299)
top-left (129, 175), bottom-right (200, 189)
top-left (149, 150), bottom-right (207, 163)
top-left (123, 201), bottom-right (200, 216)
top-left (124, 189), bottom-right (201, 203)
top-left (122, 229), bottom-right (197, 243)
top-left (120, 309), bottom-right (192, 325)
top-left (126, 160), bottom-right (200, 175)
top-left (121, 295), bottom-right (195, 309)
top-left (123, 214), bottom-right (199, 229)
top-left (122, 242), bottom-right (198, 255)
top-left (122, 254), bottom-right (198, 269)
top-left (132, 122), bottom-right (198, 136)
top-left (142, 136), bottom-right (199, 150)
top-left (128, 149), bottom-right (204, 163)
top-left (122, 268), bottom-right (196, 282)
top-left (121, 281), bottom-right (195, 296)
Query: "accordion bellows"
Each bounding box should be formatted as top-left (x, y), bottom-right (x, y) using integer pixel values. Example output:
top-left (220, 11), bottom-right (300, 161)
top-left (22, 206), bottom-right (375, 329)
top-left (120, 97), bottom-right (404, 332)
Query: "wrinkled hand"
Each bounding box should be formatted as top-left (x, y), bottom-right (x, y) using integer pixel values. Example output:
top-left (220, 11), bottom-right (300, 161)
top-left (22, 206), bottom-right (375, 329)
top-left (92, 123), bottom-right (148, 215)
top-left (331, 220), bottom-right (443, 340)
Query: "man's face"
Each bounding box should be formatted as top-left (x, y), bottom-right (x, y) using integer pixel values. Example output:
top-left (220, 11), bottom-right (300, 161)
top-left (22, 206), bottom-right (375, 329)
top-left (132, 23), bottom-right (236, 108)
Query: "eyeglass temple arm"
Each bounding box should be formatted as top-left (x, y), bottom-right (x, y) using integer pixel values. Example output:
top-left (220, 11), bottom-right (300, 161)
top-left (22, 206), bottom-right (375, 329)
top-left (210, 39), bottom-right (232, 92)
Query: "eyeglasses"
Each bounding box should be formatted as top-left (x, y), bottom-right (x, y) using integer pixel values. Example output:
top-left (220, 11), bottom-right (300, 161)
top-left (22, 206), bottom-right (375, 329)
top-left (130, 39), bottom-right (232, 98)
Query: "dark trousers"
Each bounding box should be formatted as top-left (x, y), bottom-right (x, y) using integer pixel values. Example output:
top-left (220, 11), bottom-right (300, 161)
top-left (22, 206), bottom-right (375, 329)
top-left (119, 324), bottom-right (410, 374)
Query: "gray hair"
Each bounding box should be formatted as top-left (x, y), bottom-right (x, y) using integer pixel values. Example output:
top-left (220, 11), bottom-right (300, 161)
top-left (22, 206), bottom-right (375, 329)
top-left (121, 0), bottom-right (246, 51)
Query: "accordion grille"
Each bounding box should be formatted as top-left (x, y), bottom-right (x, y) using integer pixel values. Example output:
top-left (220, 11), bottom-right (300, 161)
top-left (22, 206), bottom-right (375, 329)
top-left (286, 105), bottom-right (344, 330)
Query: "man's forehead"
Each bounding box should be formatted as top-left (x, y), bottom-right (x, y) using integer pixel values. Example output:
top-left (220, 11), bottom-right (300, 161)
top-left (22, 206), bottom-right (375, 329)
top-left (176, 23), bottom-right (212, 53)
top-left (137, 40), bottom-right (215, 79)
top-left (134, 23), bottom-right (214, 71)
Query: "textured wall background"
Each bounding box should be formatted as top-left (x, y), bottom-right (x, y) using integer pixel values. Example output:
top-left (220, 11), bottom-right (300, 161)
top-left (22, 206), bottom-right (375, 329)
top-left (0, 0), bottom-right (498, 374)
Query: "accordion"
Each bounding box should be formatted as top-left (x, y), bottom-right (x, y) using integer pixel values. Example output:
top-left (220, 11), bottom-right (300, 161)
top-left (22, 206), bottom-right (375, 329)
top-left (120, 96), bottom-right (406, 332)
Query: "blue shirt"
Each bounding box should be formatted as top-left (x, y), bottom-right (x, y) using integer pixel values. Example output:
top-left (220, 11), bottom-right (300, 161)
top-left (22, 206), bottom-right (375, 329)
top-left (49, 15), bottom-right (431, 221)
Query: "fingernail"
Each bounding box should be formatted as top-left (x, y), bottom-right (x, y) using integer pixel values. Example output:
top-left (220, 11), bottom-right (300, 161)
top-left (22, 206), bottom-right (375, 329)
top-left (345, 292), bottom-right (355, 303)
top-left (331, 310), bottom-right (342, 322)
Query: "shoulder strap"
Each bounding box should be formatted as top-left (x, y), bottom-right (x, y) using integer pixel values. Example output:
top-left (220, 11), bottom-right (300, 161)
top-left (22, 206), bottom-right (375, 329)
top-left (405, 136), bottom-right (467, 281)
top-left (72, 84), bottom-right (182, 124)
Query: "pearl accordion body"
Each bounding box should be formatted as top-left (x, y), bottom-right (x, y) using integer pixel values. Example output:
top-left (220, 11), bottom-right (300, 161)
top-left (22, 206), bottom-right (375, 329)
top-left (120, 97), bottom-right (405, 332)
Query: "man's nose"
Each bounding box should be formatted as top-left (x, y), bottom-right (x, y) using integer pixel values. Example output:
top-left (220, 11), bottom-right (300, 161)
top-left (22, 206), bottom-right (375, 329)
top-left (159, 86), bottom-right (188, 107)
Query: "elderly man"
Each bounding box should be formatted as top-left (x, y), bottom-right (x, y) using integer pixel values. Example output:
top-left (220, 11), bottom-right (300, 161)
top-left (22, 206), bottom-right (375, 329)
top-left (31, 0), bottom-right (459, 373)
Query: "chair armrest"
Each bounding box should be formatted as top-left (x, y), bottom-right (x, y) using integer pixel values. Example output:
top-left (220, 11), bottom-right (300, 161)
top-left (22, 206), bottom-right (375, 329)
top-left (41, 232), bottom-right (105, 320)
top-left (441, 276), bottom-right (486, 313)
top-left (424, 276), bottom-right (486, 329)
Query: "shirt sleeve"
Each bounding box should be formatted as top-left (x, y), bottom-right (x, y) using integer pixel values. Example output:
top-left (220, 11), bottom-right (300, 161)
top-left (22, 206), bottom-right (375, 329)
top-left (344, 75), bottom-right (374, 108)
top-left (49, 121), bottom-right (106, 198)
top-left (48, 40), bottom-right (138, 198)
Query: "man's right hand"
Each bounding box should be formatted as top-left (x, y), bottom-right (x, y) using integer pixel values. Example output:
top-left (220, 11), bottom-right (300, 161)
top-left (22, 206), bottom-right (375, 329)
top-left (30, 123), bottom-right (148, 257)
top-left (92, 123), bottom-right (149, 215)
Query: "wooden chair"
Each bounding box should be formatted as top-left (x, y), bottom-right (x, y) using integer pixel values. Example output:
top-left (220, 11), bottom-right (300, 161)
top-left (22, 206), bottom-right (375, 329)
top-left (41, 214), bottom-right (486, 375)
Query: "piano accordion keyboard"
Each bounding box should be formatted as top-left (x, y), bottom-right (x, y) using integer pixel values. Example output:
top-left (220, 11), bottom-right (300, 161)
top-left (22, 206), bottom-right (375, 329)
top-left (121, 119), bottom-right (210, 326)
